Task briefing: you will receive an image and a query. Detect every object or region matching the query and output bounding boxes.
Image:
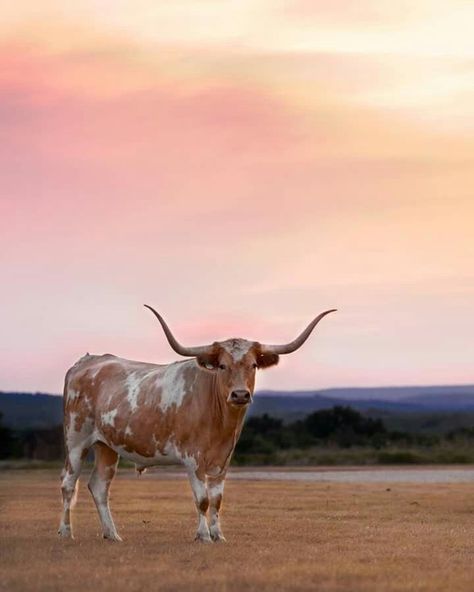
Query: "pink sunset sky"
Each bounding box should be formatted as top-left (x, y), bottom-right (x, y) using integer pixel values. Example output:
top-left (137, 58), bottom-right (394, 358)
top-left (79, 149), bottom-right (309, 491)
top-left (1, 1), bottom-right (473, 393)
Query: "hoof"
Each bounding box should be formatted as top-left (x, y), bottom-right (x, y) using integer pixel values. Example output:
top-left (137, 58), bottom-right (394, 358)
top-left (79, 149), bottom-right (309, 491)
top-left (103, 533), bottom-right (123, 542)
top-left (194, 533), bottom-right (212, 544)
top-left (210, 533), bottom-right (227, 543)
top-left (58, 525), bottom-right (73, 539)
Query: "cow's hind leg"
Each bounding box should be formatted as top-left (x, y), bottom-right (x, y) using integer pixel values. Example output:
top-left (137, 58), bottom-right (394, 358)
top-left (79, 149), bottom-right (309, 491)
top-left (187, 467), bottom-right (211, 543)
top-left (88, 442), bottom-right (122, 541)
top-left (59, 446), bottom-right (88, 539)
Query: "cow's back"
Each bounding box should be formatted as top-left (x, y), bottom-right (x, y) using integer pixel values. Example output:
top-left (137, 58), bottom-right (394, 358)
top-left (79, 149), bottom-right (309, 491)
top-left (63, 353), bottom-right (202, 464)
top-left (64, 354), bottom-right (155, 448)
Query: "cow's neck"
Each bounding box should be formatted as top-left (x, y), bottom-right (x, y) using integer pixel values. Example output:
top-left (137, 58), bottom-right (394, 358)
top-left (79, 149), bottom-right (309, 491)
top-left (191, 369), bottom-right (247, 452)
top-left (198, 371), bottom-right (246, 472)
top-left (207, 371), bottom-right (247, 434)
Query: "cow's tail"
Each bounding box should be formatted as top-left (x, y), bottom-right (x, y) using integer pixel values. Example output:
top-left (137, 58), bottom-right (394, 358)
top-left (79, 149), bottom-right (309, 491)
top-left (70, 480), bottom-right (79, 508)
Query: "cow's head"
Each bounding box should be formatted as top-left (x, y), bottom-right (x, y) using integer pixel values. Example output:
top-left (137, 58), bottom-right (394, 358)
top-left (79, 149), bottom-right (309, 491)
top-left (145, 305), bottom-right (336, 409)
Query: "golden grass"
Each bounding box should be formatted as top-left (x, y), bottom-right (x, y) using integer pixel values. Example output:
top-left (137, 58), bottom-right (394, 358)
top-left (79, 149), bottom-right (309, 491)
top-left (1, 470), bottom-right (474, 591)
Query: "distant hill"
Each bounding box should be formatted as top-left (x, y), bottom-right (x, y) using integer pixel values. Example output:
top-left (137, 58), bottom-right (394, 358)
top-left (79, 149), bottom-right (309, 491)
top-left (257, 385), bottom-right (474, 402)
top-left (0, 392), bottom-right (63, 429)
top-left (249, 394), bottom-right (422, 418)
top-left (251, 386), bottom-right (474, 418)
top-left (1, 385), bottom-right (474, 429)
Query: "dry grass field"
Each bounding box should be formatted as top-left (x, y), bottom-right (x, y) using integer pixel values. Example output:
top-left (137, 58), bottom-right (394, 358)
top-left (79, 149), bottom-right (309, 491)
top-left (1, 470), bottom-right (474, 592)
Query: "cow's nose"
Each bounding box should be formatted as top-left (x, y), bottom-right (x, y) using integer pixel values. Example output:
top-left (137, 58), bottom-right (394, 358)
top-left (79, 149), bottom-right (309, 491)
top-left (230, 390), bottom-right (251, 403)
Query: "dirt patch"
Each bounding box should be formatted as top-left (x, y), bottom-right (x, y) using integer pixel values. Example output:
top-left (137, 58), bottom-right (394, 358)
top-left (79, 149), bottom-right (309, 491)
top-left (1, 470), bottom-right (474, 591)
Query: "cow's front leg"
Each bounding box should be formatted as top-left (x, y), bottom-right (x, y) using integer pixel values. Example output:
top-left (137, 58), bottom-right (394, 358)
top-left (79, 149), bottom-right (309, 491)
top-left (208, 474), bottom-right (226, 542)
top-left (186, 467), bottom-right (211, 543)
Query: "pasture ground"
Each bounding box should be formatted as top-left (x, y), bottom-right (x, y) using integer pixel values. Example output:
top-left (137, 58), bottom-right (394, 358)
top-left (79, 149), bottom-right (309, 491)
top-left (1, 469), bottom-right (474, 591)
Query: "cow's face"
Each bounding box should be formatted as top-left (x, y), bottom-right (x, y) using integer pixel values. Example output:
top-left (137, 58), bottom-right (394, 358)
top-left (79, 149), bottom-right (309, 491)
top-left (144, 305), bottom-right (336, 409)
top-left (196, 339), bottom-right (279, 408)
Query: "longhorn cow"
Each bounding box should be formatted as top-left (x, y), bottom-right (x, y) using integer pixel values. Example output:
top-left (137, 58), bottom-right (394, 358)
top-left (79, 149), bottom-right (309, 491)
top-left (59, 306), bottom-right (336, 542)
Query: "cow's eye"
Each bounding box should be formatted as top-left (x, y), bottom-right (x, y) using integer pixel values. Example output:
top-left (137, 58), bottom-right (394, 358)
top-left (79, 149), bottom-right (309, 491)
top-left (219, 364), bottom-right (227, 370)
top-left (252, 363), bottom-right (257, 369)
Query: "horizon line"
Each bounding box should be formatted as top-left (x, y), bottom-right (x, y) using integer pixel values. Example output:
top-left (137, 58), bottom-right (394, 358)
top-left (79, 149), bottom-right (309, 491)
top-left (2, 382), bottom-right (474, 397)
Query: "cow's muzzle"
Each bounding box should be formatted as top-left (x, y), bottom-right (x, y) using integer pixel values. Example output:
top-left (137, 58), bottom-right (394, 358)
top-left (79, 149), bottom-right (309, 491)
top-left (229, 390), bottom-right (252, 407)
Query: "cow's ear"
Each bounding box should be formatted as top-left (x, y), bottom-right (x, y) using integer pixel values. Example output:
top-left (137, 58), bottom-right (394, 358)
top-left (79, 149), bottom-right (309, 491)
top-left (256, 352), bottom-right (279, 369)
top-left (196, 352), bottom-right (220, 372)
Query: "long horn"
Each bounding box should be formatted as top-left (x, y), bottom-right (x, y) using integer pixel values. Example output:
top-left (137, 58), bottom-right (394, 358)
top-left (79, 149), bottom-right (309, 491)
top-left (144, 305), bottom-right (211, 357)
top-left (260, 309), bottom-right (337, 355)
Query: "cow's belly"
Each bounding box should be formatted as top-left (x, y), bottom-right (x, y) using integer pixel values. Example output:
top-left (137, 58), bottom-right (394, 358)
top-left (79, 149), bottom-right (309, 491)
top-left (107, 440), bottom-right (192, 469)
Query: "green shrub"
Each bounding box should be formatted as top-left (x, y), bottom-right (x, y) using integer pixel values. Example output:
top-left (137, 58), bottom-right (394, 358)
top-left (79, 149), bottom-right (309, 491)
top-left (377, 450), bottom-right (421, 464)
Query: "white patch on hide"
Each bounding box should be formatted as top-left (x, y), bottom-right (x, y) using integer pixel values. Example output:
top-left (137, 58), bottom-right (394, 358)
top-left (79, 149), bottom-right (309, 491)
top-left (208, 481), bottom-right (225, 498)
top-left (157, 362), bottom-right (187, 411)
top-left (67, 411), bottom-right (78, 431)
top-left (188, 471), bottom-right (207, 503)
top-left (125, 369), bottom-right (159, 411)
top-left (101, 409), bottom-right (118, 427)
top-left (67, 389), bottom-right (80, 401)
top-left (126, 372), bottom-right (142, 411)
top-left (221, 339), bottom-right (253, 362)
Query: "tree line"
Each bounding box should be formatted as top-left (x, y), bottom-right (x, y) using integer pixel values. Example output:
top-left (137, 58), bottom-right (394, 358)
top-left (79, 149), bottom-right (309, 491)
top-left (233, 406), bottom-right (474, 463)
top-left (1, 407), bottom-right (474, 463)
top-left (0, 412), bottom-right (64, 460)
